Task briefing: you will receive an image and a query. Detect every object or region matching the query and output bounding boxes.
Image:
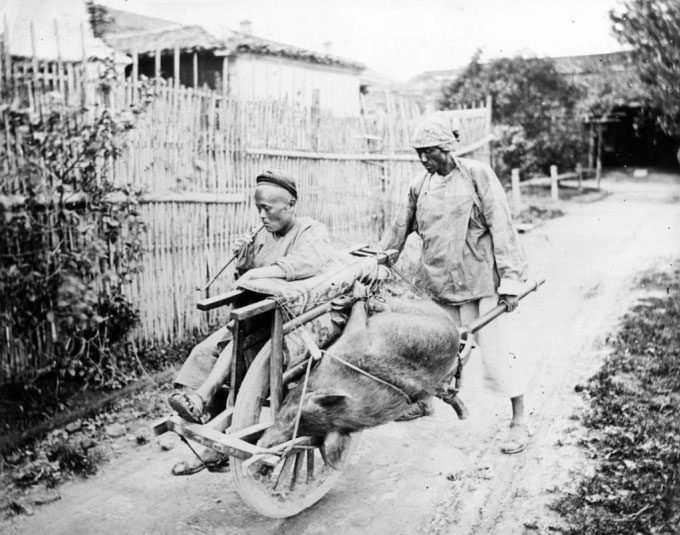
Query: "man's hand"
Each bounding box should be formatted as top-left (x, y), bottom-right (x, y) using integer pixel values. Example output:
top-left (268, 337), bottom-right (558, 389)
top-left (498, 294), bottom-right (519, 312)
top-left (232, 234), bottom-right (254, 255)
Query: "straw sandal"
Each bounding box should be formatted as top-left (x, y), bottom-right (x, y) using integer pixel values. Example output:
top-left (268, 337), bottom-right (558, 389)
top-left (171, 452), bottom-right (230, 476)
top-left (500, 422), bottom-right (533, 454)
top-left (168, 391), bottom-right (205, 424)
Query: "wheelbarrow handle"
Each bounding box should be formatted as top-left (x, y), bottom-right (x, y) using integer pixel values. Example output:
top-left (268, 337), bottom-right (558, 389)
top-left (464, 279), bottom-right (545, 335)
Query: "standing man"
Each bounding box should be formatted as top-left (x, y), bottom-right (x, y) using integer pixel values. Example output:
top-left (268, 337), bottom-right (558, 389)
top-left (380, 112), bottom-right (532, 454)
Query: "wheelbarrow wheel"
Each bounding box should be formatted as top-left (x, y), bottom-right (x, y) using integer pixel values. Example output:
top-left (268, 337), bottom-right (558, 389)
top-left (230, 341), bottom-right (358, 518)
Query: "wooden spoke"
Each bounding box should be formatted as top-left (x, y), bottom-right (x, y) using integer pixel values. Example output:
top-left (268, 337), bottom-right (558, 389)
top-left (306, 448), bottom-right (315, 483)
top-left (274, 453), bottom-right (296, 491)
top-left (290, 451), bottom-right (304, 490)
top-left (231, 341), bottom-right (361, 517)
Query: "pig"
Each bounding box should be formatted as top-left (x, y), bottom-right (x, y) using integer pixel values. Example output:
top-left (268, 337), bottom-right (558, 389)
top-left (258, 289), bottom-right (460, 467)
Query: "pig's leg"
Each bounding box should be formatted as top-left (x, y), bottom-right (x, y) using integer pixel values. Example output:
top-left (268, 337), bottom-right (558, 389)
top-left (340, 299), bottom-right (368, 336)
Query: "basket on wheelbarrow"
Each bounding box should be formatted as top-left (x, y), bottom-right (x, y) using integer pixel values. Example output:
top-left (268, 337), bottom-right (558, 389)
top-left (152, 245), bottom-right (543, 518)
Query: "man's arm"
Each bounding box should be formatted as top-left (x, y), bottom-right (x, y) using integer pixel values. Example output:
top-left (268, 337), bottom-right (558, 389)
top-left (379, 179), bottom-right (419, 256)
top-left (472, 163), bottom-right (528, 299)
top-left (273, 223), bottom-right (337, 281)
top-left (237, 264), bottom-right (286, 281)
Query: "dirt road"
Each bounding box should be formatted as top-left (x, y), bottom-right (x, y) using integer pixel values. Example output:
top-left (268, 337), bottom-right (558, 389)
top-left (5, 171), bottom-right (680, 535)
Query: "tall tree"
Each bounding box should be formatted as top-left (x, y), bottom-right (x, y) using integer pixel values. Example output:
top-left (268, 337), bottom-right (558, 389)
top-left (440, 53), bottom-right (585, 177)
top-left (611, 0), bottom-right (680, 137)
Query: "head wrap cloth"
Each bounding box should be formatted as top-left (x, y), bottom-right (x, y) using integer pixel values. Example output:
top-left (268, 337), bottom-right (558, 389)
top-left (256, 170), bottom-right (298, 199)
top-left (411, 111), bottom-right (461, 152)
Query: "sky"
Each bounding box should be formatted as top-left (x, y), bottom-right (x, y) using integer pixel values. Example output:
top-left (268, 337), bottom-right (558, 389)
top-left (99, 0), bottom-right (626, 81)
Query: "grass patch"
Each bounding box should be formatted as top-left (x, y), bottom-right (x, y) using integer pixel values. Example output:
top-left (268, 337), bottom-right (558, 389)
top-left (8, 430), bottom-right (104, 489)
top-left (0, 333), bottom-right (203, 437)
top-left (554, 268), bottom-right (680, 534)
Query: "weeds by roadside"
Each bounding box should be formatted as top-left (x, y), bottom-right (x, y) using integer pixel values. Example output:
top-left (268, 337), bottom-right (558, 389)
top-left (1, 381), bottom-right (173, 518)
top-left (0, 333), bottom-right (203, 438)
top-left (554, 267), bottom-right (680, 534)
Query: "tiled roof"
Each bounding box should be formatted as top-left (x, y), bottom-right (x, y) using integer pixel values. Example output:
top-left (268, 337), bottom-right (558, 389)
top-left (98, 4), bottom-right (364, 70)
top-left (220, 31), bottom-right (365, 71)
top-left (102, 25), bottom-right (221, 54)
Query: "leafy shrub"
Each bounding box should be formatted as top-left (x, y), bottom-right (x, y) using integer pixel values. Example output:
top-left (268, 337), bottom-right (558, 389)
top-left (440, 51), bottom-right (587, 179)
top-left (10, 430), bottom-right (104, 488)
top-left (554, 269), bottom-right (680, 534)
top-left (0, 61), bottom-right (159, 388)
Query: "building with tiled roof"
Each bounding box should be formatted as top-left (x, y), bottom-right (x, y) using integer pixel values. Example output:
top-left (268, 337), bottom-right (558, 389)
top-left (96, 5), bottom-right (365, 116)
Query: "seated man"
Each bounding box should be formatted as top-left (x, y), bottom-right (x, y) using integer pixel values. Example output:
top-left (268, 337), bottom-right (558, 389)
top-left (168, 170), bottom-right (338, 474)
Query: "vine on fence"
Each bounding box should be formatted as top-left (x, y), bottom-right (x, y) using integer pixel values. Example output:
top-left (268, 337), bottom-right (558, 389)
top-left (0, 60), bottom-right (160, 388)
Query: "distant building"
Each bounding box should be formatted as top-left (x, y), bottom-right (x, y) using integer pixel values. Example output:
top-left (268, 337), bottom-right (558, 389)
top-left (406, 51), bottom-right (637, 113)
top-left (0, 0), bottom-right (122, 67)
top-left (551, 51), bottom-right (634, 87)
top-left (96, 6), bottom-right (366, 116)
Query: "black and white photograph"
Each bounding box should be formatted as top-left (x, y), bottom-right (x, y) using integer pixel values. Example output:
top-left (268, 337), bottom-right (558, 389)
top-left (1, 1), bottom-right (679, 533)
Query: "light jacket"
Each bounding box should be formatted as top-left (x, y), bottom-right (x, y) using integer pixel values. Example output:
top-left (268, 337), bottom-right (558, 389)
top-left (381, 157), bottom-right (528, 304)
top-left (236, 216), bottom-right (336, 281)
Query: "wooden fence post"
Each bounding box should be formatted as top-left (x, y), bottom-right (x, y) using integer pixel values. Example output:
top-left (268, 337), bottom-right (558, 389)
top-left (511, 168), bottom-right (521, 213)
top-left (192, 52), bottom-right (198, 88)
top-left (131, 50), bottom-right (138, 103)
top-left (550, 165), bottom-right (559, 201)
top-left (576, 163), bottom-right (583, 190)
top-left (311, 88), bottom-right (321, 152)
top-left (595, 123), bottom-right (603, 189)
top-left (2, 16), bottom-right (11, 97)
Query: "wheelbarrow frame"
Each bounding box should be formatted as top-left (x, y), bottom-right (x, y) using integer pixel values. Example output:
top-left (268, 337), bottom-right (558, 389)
top-left (152, 245), bottom-right (544, 516)
top-left (152, 245), bottom-right (398, 465)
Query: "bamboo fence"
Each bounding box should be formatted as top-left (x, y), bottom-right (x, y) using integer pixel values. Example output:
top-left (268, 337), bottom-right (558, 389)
top-left (0, 40), bottom-right (492, 382)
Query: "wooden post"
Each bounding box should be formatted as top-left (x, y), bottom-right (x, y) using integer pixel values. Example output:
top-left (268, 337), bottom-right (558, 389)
top-left (30, 22), bottom-right (38, 75)
top-left (550, 165), bottom-right (559, 201)
top-left (54, 19), bottom-right (63, 94)
top-left (79, 22), bottom-right (88, 107)
top-left (80, 22), bottom-right (87, 62)
top-left (311, 88), bottom-right (321, 152)
top-left (270, 308), bottom-right (284, 415)
top-left (576, 163), bottom-right (583, 190)
top-left (587, 122), bottom-right (595, 169)
top-left (2, 16), bottom-right (11, 95)
top-left (596, 122), bottom-right (603, 189)
top-left (131, 50), bottom-right (138, 103)
top-left (192, 52), bottom-right (198, 88)
top-left (221, 56), bottom-right (228, 96)
top-left (511, 168), bottom-right (521, 214)
top-left (173, 46), bottom-right (180, 88)
top-left (228, 323), bottom-right (242, 408)
top-left (0, 35), bottom-right (3, 93)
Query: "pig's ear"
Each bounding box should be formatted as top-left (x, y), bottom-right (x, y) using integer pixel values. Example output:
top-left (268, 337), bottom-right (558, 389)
top-left (321, 431), bottom-right (352, 469)
top-left (310, 388), bottom-right (352, 408)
